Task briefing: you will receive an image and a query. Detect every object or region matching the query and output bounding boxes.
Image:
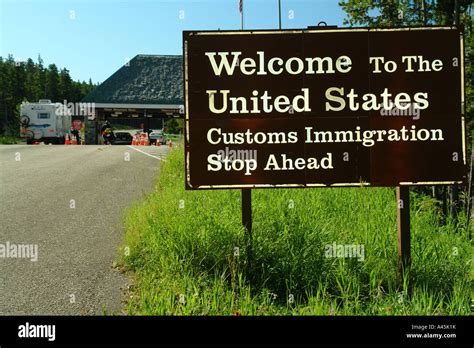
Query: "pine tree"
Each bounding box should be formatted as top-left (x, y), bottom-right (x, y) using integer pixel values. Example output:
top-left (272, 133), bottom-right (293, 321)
top-left (33, 55), bottom-right (46, 100)
top-left (58, 68), bottom-right (74, 102)
top-left (45, 64), bottom-right (59, 101)
top-left (24, 58), bottom-right (36, 101)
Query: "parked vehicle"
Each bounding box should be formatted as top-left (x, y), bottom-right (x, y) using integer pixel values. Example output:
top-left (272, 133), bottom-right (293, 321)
top-left (149, 130), bottom-right (166, 145)
top-left (112, 131), bottom-right (133, 145)
top-left (20, 100), bottom-right (71, 144)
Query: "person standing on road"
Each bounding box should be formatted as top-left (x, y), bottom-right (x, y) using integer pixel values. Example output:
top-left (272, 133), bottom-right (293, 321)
top-left (71, 127), bottom-right (80, 145)
top-left (101, 121), bottom-right (114, 145)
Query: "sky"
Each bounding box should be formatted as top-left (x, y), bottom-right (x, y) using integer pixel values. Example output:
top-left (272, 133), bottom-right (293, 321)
top-left (0, 0), bottom-right (348, 83)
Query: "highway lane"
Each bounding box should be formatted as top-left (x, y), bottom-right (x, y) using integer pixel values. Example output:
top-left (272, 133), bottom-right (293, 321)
top-left (0, 144), bottom-right (169, 315)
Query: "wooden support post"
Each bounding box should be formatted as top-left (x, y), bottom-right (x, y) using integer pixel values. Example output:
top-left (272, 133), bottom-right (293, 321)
top-left (421, 0), bottom-right (426, 25)
top-left (242, 189), bottom-right (252, 233)
top-left (396, 186), bottom-right (411, 275)
top-left (441, 186), bottom-right (447, 223)
top-left (468, 142), bottom-right (474, 240)
top-left (241, 189), bottom-right (252, 272)
top-left (450, 184), bottom-right (458, 221)
top-left (454, 0), bottom-right (460, 27)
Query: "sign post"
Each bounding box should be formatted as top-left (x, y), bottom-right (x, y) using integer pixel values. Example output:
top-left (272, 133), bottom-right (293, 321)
top-left (239, 0), bottom-right (252, 267)
top-left (396, 186), bottom-right (411, 275)
top-left (241, 188), bottom-right (252, 271)
top-left (241, 189), bottom-right (252, 232)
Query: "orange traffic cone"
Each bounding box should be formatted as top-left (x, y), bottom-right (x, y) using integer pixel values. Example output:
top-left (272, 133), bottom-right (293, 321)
top-left (64, 134), bottom-right (70, 145)
top-left (168, 140), bottom-right (173, 148)
top-left (131, 137), bottom-right (136, 146)
top-left (155, 140), bottom-right (160, 147)
top-left (71, 135), bottom-right (77, 145)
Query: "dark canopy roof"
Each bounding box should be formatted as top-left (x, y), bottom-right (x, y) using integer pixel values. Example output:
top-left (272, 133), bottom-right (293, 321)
top-left (82, 54), bottom-right (183, 106)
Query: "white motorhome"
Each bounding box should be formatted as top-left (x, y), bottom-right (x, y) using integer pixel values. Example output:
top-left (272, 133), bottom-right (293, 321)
top-left (20, 100), bottom-right (71, 144)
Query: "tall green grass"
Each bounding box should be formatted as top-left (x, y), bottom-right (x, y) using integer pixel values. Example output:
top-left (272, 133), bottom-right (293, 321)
top-left (121, 146), bottom-right (472, 315)
top-left (0, 135), bottom-right (21, 144)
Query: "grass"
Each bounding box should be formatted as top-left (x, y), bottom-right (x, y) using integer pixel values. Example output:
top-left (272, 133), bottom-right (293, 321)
top-left (0, 135), bottom-right (22, 144)
top-left (120, 145), bottom-right (472, 315)
top-left (164, 133), bottom-right (183, 142)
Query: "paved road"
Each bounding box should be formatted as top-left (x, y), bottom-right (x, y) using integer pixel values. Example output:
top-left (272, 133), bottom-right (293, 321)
top-left (0, 144), bottom-right (170, 315)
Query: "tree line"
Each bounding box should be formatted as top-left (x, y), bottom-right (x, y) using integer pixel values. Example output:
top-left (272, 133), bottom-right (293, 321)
top-left (0, 55), bottom-right (96, 135)
top-left (339, 1), bottom-right (472, 123)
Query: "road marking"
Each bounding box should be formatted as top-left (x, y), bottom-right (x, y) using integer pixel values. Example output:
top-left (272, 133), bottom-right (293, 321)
top-left (127, 146), bottom-right (167, 161)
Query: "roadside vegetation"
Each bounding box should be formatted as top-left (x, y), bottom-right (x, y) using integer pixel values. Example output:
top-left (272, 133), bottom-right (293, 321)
top-left (0, 135), bottom-right (22, 144)
top-left (120, 147), bottom-right (472, 315)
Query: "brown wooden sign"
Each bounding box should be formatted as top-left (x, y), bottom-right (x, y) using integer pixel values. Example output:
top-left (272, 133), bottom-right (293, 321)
top-left (183, 27), bottom-right (466, 189)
